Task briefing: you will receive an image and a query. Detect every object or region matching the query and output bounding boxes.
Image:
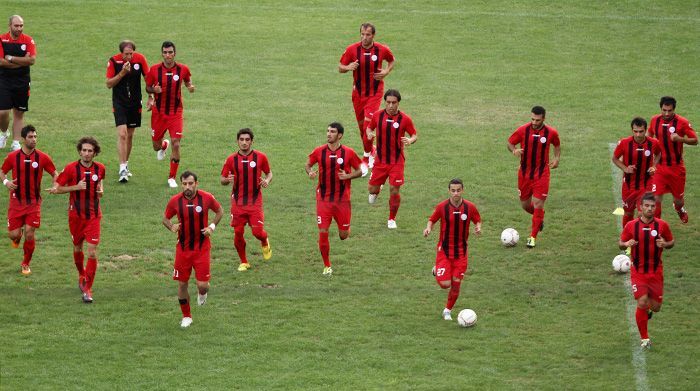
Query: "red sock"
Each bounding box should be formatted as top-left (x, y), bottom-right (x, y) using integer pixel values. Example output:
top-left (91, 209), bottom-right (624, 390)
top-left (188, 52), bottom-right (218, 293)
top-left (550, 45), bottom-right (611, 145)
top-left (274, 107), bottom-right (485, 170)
top-left (73, 251), bottom-right (85, 276)
top-left (179, 298), bottom-right (191, 318)
top-left (635, 306), bottom-right (649, 339)
top-left (234, 230), bottom-right (248, 263)
top-left (319, 231), bottom-right (330, 267)
top-left (389, 193), bottom-right (401, 220)
top-left (85, 258), bottom-right (98, 290)
top-left (654, 201), bottom-right (662, 218)
top-left (531, 209), bottom-right (544, 238)
top-left (161, 139), bottom-right (169, 150)
top-left (674, 202), bottom-right (684, 213)
top-left (22, 239), bottom-right (35, 266)
top-left (169, 159), bottom-right (179, 179)
top-left (251, 226), bottom-right (268, 245)
top-left (446, 280), bottom-right (462, 310)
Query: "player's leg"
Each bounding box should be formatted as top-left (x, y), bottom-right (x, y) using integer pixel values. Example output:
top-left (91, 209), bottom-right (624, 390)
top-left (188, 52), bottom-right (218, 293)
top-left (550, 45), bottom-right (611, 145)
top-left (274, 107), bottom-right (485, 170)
top-left (631, 271), bottom-right (651, 345)
top-left (621, 187), bottom-right (636, 227)
top-left (434, 252), bottom-right (453, 320)
top-left (84, 243), bottom-right (99, 292)
top-left (151, 115), bottom-right (170, 161)
top-left (362, 94), bottom-right (381, 167)
top-left (527, 177), bottom-right (549, 247)
top-left (445, 256), bottom-right (467, 312)
top-left (368, 163), bottom-right (389, 204)
top-left (336, 201), bottom-right (351, 240)
top-left (178, 280), bottom-right (192, 327)
top-left (169, 137), bottom-right (181, 184)
top-left (518, 174), bottom-right (535, 214)
top-left (193, 249), bottom-right (211, 306)
top-left (174, 248), bottom-right (193, 326)
top-left (352, 92), bottom-right (371, 175)
top-left (652, 172), bottom-right (667, 218)
top-left (21, 224), bottom-right (36, 273)
top-left (69, 214), bottom-right (86, 285)
top-left (10, 109), bottom-right (25, 150)
top-left (0, 109), bottom-right (9, 148)
top-left (116, 120), bottom-right (130, 182)
top-left (233, 224), bottom-right (249, 269)
top-left (387, 164), bottom-right (405, 227)
top-left (250, 207), bottom-right (271, 260)
top-left (8, 214), bottom-right (23, 247)
top-left (671, 168), bottom-right (688, 223)
top-left (317, 202), bottom-right (333, 273)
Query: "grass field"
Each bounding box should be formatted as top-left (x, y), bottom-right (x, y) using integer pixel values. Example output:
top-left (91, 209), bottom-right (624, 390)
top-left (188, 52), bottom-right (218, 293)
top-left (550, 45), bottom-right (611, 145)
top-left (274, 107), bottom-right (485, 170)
top-left (1, 1), bottom-right (699, 389)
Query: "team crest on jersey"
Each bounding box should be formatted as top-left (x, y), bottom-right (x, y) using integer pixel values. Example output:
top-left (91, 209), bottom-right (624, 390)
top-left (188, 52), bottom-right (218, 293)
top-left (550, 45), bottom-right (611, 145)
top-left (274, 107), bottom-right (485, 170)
top-left (371, 54), bottom-right (377, 61)
top-left (651, 230), bottom-right (658, 237)
top-left (644, 150), bottom-right (651, 157)
top-left (540, 137), bottom-right (547, 144)
top-left (32, 162), bottom-right (39, 168)
top-left (336, 157), bottom-right (344, 165)
top-left (173, 75), bottom-right (180, 81)
top-left (195, 206), bottom-right (203, 213)
top-left (460, 213), bottom-right (468, 221)
top-left (133, 64), bottom-right (140, 70)
top-left (21, 44), bottom-right (26, 51)
top-left (669, 127), bottom-right (676, 133)
top-left (393, 122), bottom-right (400, 129)
top-left (249, 161), bottom-right (257, 168)
top-left (91, 174), bottom-right (99, 182)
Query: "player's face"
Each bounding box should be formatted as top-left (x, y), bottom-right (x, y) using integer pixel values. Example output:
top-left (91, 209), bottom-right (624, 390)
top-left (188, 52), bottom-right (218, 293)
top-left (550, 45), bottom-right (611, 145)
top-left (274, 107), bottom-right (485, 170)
top-left (79, 143), bottom-right (96, 164)
top-left (9, 17), bottom-right (23, 38)
top-left (162, 47), bottom-right (176, 66)
top-left (531, 113), bottom-right (545, 130)
top-left (327, 127), bottom-right (342, 144)
top-left (22, 131), bottom-right (37, 149)
top-left (449, 184), bottom-right (463, 203)
top-left (121, 46), bottom-right (134, 62)
top-left (360, 27), bottom-right (374, 48)
top-left (181, 176), bottom-right (198, 198)
top-left (385, 96), bottom-right (400, 116)
top-left (661, 104), bottom-right (675, 121)
top-left (237, 134), bottom-right (253, 153)
top-left (641, 199), bottom-right (656, 219)
top-left (632, 125), bottom-right (646, 143)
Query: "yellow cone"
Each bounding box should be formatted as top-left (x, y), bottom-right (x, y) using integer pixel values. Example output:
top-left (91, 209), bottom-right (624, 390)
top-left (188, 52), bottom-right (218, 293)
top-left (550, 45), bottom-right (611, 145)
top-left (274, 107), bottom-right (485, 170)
top-left (612, 207), bottom-right (624, 216)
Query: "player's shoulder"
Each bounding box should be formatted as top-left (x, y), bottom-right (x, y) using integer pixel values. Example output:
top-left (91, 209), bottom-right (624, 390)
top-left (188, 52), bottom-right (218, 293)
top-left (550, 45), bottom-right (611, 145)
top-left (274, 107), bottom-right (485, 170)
top-left (515, 123), bottom-right (530, 132)
top-left (375, 41), bottom-right (392, 51)
top-left (109, 53), bottom-right (122, 62)
top-left (177, 62), bottom-right (191, 71)
top-left (675, 114), bottom-right (690, 125)
top-left (35, 148), bottom-right (52, 158)
top-left (617, 135), bottom-right (632, 145)
top-left (399, 110), bottom-right (413, 120)
top-left (341, 144), bottom-right (358, 155)
top-left (253, 149), bottom-right (268, 158)
top-left (545, 124), bottom-right (559, 134)
top-left (132, 52), bottom-right (146, 61)
top-left (167, 192), bottom-right (182, 204)
top-left (345, 41), bottom-right (361, 51)
top-left (649, 114), bottom-right (662, 122)
top-left (21, 33), bottom-right (34, 43)
top-left (0, 32), bottom-right (9, 40)
top-left (198, 189), bottom-right (218, 202)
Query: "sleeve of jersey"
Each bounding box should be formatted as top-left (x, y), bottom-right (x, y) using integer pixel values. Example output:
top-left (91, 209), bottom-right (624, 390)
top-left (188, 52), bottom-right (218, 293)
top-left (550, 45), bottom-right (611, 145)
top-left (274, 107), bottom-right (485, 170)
top-left (183, 65), bottom-right (192, 83)
top-left (0, 44), bottom-right (4, 58)
top-left (661, 221), bottom-right (674, 242)
top-left (1, 154), bottom-right (12, 174)
top-left (682, 121), bottom-right (697, 139)
top-left (206, 193), bottom-right (222, 212)
top-left (507, 128), bottom-right (522, 145)
top-left (138, 53), bottom-right (150, 75)
top-left (106, 59), bottom-right (115, 78)
top-left (27, 37), bottom-right (37, 56)
top-left (383, 45), bottom-right (395, 62)
top-left (613, 141), bottom-right (624, 159)
top-left (620, 223), bottom-right (632, 241)
top-left (350, 150), bottom-right (361, 169)
top-left (308, 149), bottom-right (318, 166)
top-left (145, 68), bottom-right (155, 86)
top-left (44, 154), bottom-right (57, 174)
top-left (551, 129), bottom-right (561, 146)
top-left (469, 203), bottom-right (482, 223)
top-left (368, 112), bottom-right (378, 130)
top-left (56, 167), bottom-right (72, 186)
top-left (429, 205), bottom-right (442, 223)
top-left (164, 198), bottom-right (177, 219)
top-left (652, 139), bottom-right (661, 155)
top-left (339, 45), bottom-right (354, 65)
top-left (221, 157), bottom-right (232, 176)
top-left (261, 154), bottom-right (271, 174)
top-left (405, 116), bottom-right (417, 136)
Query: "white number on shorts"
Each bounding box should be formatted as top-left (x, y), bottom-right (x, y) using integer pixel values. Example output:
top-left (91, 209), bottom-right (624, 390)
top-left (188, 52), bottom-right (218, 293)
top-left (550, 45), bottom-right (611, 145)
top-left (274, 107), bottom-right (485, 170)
top-left (651, 184), bottom-right (656, 192)
top-left (173, 269), bottom-right (179, 278)
top-left (436, 267), bottom-right (446, 277)
top-left (631, 284), bottom-right (637, 293)
top-left (317, 216), bottom-right (322, 224)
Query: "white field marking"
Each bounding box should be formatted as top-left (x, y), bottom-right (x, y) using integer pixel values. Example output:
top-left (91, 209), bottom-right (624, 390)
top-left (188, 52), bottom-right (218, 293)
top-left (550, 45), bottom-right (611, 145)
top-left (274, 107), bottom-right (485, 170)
top-left (609, 143), bottom-right (649, 391)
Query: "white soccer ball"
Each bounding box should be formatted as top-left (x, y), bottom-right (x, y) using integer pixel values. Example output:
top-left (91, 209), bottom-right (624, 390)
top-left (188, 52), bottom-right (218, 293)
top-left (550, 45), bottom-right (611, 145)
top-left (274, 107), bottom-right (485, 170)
top-left (612, 254), bottom-right (631, 273)
top-left (457, 309), bottom-right (477, 327)
top-left (501, 228), bottom-right (519, 247)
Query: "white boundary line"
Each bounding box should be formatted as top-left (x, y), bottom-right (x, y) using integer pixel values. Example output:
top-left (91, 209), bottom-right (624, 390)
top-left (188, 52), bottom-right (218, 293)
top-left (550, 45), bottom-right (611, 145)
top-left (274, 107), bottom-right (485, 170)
top-left (609, 143), bottom-right (649, 391)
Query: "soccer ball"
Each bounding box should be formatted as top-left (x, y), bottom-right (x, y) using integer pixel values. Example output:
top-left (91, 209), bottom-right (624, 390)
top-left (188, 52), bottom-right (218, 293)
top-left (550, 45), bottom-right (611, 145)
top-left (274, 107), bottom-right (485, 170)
top-left (457, 309), bottom-right (477, 327)
top-left (500, 228), bottom-right (519, 247)
top-left (612, 254), bottom-right (631, 273)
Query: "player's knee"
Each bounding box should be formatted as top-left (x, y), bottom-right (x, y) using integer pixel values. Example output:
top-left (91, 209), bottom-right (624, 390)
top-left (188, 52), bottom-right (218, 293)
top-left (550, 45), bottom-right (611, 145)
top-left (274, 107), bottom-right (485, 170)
top-left (24, 230), bottom-right (36, 241)
top-left (339, 230), bottom-right (349, 240)
top-left (438, 281), bottom-right (451, 289)
top-left (637, 297), bottom-right (650, 309)
top-left (650, 302), bottom-right (662, 312)
top-left (172, 139), bottom-right (181, 148)
top-left (8, 230), bottom-right (21, 241)
top-left (389, 186), bottom-right (401, 195)
top-left (234, 225), bottom-right (245, 236)
top-left (251, 226), bottom-right (266, 239)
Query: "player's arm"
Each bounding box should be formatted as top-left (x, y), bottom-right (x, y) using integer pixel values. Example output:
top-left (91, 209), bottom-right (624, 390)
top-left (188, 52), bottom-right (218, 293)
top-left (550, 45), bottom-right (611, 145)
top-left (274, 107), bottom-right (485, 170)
top-left (106, 62), bottom-right (131, 88)
top-left (619, 229), bottom-right (637, 250)
top-left (373, 59), bottom-right (395, 80)
top-left (401, 132), bottom-right (417, 145)
top-left (304, 162), bottom-right (318, 178)
top-left (162, 215), bottom-right (180, 233)
top-left (423, 220), bottom-right (435, 237)
top-left (338, 60), bottom-right (359, 73)
top-left (52, 179), bottom-right (87, 194)
top-left (612, 154), bottom-right (635, 173)
top-left (507, 142), bottom-right (523, 157)
top-left (338, 163), bottom-right (362, 181)
top-left (473, 221), bottom-right (482, 236)
top-left (656, 236), bottom-right (674, 249)
top-left (671, 128), bottom-right (698, 145)
top-left (549, 145), bottom-right (561, 169)
top-left (202, 205), bottom-right (224, 237)
top-left (1, 170), bottom-right (17, 190)
top-left (185, 78), bottom-right (195, 93)
top-left (260, 171), bottom-right (273, 188)
top-left (3, 52), bottom-right (35, 67)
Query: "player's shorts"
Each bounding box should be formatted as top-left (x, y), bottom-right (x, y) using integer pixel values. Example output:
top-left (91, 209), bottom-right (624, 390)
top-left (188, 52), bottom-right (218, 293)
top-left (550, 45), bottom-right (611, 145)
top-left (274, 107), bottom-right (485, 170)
top-left (653, 164), bottom-right (686, 199)
top-left (368, 161), bottom-right (405, 187)
top-left (7, 202), bottom-right (41, 231)
top-left (0, 80), bottom-right (30, 111)
top-left (621, 185), bottom-right (651, 213)
top-left (518, 172), bottom-right (550, 201)
top-left (631, 266), bottom-right (663, 303)
top-left (68, 214), bottom-right (101, 245)
top-left (113, 104), bottom-right (142, 128)
top-left (316, 200), bottom-right (351, 231)
top-left (173, 246), bottom-right (211, 282)
top-left (434, 250), bottom-right (468, 284)
top-left (151, 111), bottom-right (184, 141)
top-left (230, 203), bottom-right (265, 228)
top-left (352, 89), bottom-right (383, 125)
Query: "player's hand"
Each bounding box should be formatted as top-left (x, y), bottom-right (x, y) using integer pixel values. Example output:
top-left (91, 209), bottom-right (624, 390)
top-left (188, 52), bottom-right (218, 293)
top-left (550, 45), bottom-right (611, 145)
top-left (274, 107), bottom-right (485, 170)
top-left (512, 148), bottom-right (523, 157)
top-left (647, 166), bottom-right (656, 175)
top-left (549, 159), bottom-right (559, 169)
top-left (670, 133), bottom-right (682, 142)
top-left (121, 61), bottom-right (131, 75)
top-left (655, 237), bottom-right (667, 248)
top-left (474, 225), bottom-right (482, 236)
top-left (169, 223), bottom-right (180, 233)
top-left (96, 184), bottom-right (104, 198)
top-left (401, 136), bottom-right (412, 145)
top-left (337, 169), bottom-right (352, 180)
top-left (225, 174), bottom-right (235, 184)
top-left (4, 179), bottom-right (17, 190)
top-left (152, 83), bottom-right (162, 94)
top-left (373, 68), bottom-right (387, 80)
top-left (260, 177), bottom-right (270, 188)
top-left (187, 84), bottom-right (195, 93)
top-left (624, 239), bottom-right (638, 247)
top-left (347, 60), bottom-right (359, 71)
top-left (623, 165), bottom-right (636, 174)
top-left (423, 227), bottom-right (431, 237)
top-left (77, 179), bottom-right (87, 190)
top-left (307, 170), bottom-right (318, 179)
top-left (146, 96), bottom-right (155, 111)
top-left (45, 186), bottom-right (58, 194)
top-left (201, 226), bottom-right (214, 236)
top-left (366, 129), bottom-right (375, 141)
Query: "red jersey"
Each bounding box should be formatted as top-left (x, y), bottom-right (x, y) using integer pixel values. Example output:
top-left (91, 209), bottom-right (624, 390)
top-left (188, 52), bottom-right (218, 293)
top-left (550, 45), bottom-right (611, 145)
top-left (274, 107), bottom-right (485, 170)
top-left (648, 114), bottom-right (696, 167)
top-left (613, 136), bottom-right (661, 191)
top-left (308, 144), bottom-right (361, 202)
top-left (368, 109), bottom-right (417, 165)
top-left (106, 52), bottom-right (149, 107)
top-left (429, 199), bottom-right (481, 259)
top-left (340, 41), bottom-right (394, 97)
top-left (0, 32), bottom-right (36, 81)
top-left (508, 123), bottom-right (560, 180)
top-left (1, 148), bottom-right (56, 206)
top-left (621, 217), bottom-right (673, 274)
top-left (165, 190), bottom-right (221, 251)
top-left (221, 150), bottom-right (271, 206)
top-left (56, 161), bottom-right (106, 220)
top-left (146, 62), bottom-right (191, 116)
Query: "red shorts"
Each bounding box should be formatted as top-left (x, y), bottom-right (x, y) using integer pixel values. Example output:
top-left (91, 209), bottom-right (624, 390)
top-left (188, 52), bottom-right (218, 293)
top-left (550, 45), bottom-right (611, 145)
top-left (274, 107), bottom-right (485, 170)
top-left (316, 200), bottom-right (351, 231)
top-left (631, 266), bottom-right (663, 303)
top-left (7, 202), bottom-right (41, 231)
top-left (68, 214), bottom-right (101, 245)
top-left (151, 111), bottom-right (184, 141)
top-left (173, 246), bottom-right (211, 282)
top-left (621, 186), bottom-right (650, 213)
top-left (230, 203), bottom-right (265, 228)
top-left (368, 162), bottom-right (405, 187)
top-left (653, 165), bottom-right (685, 199)
top-left (518, 172), bottom-right (550, 201)
top-left (434, 250), bottom-right (468, 283)
top-left (352, 89), bottom-right (383, 124)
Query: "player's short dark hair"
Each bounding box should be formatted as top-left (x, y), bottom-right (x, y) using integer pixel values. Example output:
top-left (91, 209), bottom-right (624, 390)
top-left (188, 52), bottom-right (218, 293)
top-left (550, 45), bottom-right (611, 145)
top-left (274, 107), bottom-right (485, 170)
top-left (21, 124), bottom-right (36, 138)
top-left (76, 137), bottom-right (101, 156)
top-left (237, 128), bottom-right (254, 140)
top-left (631, 117), bottom-right (647, 130)
top-left (119, 40), bottom-right (136, 53)
top-left (162, 41), bottom-right (176, 52)
top-left (180, 170), bottom-right (198, 182)
top-left (360, 23), bottom-right (376, 35)
top-left (641, 192), bottom-right (655, 204)
top-left (328, 122), bottom-right (344, 134)
top-left (384, 89), bottom-right (401, 102)
top-left (531, 106), bottom-right (546, 116)
top-left (659, 96), bottom-right (676, 109)
top-left (449, 178), bottom-right (464, 189)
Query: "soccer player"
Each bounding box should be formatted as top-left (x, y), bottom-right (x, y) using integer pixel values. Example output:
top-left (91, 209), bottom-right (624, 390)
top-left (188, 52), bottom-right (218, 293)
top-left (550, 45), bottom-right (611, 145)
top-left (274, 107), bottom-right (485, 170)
top-left (423, 179), bottom-right (482, 321)
top-left (366, 89), bottom-right (417, 229)
top-left (146, 41), bottom-right (195, 188)
top-left (49, 137), bottom-right (106, 303)
top-left (220, 128), bottom-right (273, 271)
top-left (0, 15), bottom-right (37, 151)
top-left (619, 192), bottom-right (674, 349)
top-left (339, 22), bottom-right (395, 176)
top-left (612, 117), bottom-right (661, 228)
top-left (0, 125), bottom-right (57, 275)
top-left (105, 39), bottom-right (152, 183)
top-left (646, 96), bottom-right (697, 223)
top-left (304, 122), bottom-right (362, 275)
top-left (507, 106), bottom-right (561, 248)
top-left (163, 171), bottom-right (223, 328)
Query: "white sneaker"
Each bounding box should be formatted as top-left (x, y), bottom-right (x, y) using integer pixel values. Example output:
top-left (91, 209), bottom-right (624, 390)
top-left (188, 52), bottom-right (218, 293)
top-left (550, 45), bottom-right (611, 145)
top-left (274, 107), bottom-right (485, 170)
top-left (10, 140), bottom-right (21, 151)
top-left (442, 309), bottom-right (452, 321)
top-left (360, 163), bottom-right (368, 178)
top-left (640, 338), bottom-right (651, 349)
top-left (0, 131), bottom-right (8, 148)
top-left (368, 193), bottom-right (377, 204)
top-left (322, 266), bottom-right (333, 276)
top-left (126, 166), bottom-right (133, 177)
top-left (197, 293), bottom-right (207, 306)
top-left (168, 178), bottom-right (178, 188)
top-left (387, 219), bottom-right (397, 229)
top-left (180, 317), bottom-right (193, 328)
top-left (118, 169), bottom-right (129, 183)
top-left (157, 139), bottom-right (170, 160)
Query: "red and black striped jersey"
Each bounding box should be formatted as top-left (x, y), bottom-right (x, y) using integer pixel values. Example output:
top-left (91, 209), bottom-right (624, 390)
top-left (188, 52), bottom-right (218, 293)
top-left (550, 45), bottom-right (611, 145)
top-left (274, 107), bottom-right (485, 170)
top-left (340, 41), bottom-right (394, 97)
top-left (508, 123), bottom-right (561, 180)
top-left (648, 114), bottom-right (697, 167)
top-left (613, 136), bottom-right (660, 191)
top-left (368, 109), bottom-right (417, 165)
top-left (146, 62), bottom-right (191, 115)
top-left (165, 190), bottom-right (221, 251)
top-left (308, 144), bottom-right (361, 202)
top-left (0, 32), bottom-right (36, 81)
top-left (221, 150), bottom-right (271, 206)
top-left (621, 217), bottom-right (673, 274)
top-left (106, 52), bottom-right (149, 107)
top-left (1, 148), bottom-right (56, 206)
top-left (56, 161), bottom-right (106, 220)
top-left (429, 199), bottom-right (481, 259)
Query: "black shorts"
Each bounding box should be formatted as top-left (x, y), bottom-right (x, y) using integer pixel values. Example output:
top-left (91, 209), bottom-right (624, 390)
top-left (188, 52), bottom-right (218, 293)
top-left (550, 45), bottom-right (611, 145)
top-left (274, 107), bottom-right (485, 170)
top-left (0, 80), bottom-right (30, 111)
top-left (113, 104), bottom-right (142, 128)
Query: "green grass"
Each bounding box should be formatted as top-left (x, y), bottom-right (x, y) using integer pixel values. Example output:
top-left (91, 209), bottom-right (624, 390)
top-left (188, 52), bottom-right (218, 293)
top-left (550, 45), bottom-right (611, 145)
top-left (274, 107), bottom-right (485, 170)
top-left (1, 1), bottom-right (699, 389)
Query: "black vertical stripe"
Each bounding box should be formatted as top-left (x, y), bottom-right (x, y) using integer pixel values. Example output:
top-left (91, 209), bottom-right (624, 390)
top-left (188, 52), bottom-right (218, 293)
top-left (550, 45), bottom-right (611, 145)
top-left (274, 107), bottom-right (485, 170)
top-left (84, 168), bottom-right (92, 220)
top-left (634, 141), bottom-right (642, 189)
top-left (383, 112), bottom-right (391, 164)
top-left (156, 68), bottom-right (163, 112)
top-left (642, 140), bottom-right (651, 188)
top-left (461, 203), bottom-right (468, 256)
top-left (442, 202), bottom-right (451, 258)
top-left (528, 129), bottom-right (539, 180)
top-left (624, 141), bottom-right (633, 189)
top-left (93, 165), bottom-right (101, 216)
top-left (452, 207), bottom-right (460, 259)
top-left (242, 153), bottom-right (249, 205)
top-left (394, 113), bottom-right (403, 163)
top-left (197, 193), bottom-right (205, 250)
top-left (642, 221), bottom-right (650, 274)
top-left (632, 220), bottom-right (639, 271)
top-left (652, 221), bottom-right (660, 272)
top-left (521, 125), bottom-right (530, 176)
top-left (377, 111), bottom-right (385, 162)
top-left (338, 148), bottom-right (346, 199)
top-left (187, 198), bottom-right (195, 251)
top-left (672, 118), bottom-right (682, 165)
top-left (33, 152), bottom-right (41, 201)
top-left (363, 48), bottom-right (370, 97)
top-left (372, 46), bottom-right (380, 95)
top-left (354, 46), bottom-right (361, 93)
top-left (537, 128), bottom-right (549, 177)
top-left (656, 119), bottom-right (672, 166)
top-left (73, 163), bottom-right (82, 216)
top-left (319, 148), bottom-right (327, 200)
top-left (329, 147), bottom-right (337, 202)
top-left (174, 65), bottom-right (182, 113)
top-left (232, 155), bottom-right (239, 203)
top-left (13, 152), bottom-right (22, 204)
top-left (177, 196), bottom-right (185, 250)
top-left (23, 153), bottom-right (31, 204)
top-left (252, 152), bottom-right (260, 203)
